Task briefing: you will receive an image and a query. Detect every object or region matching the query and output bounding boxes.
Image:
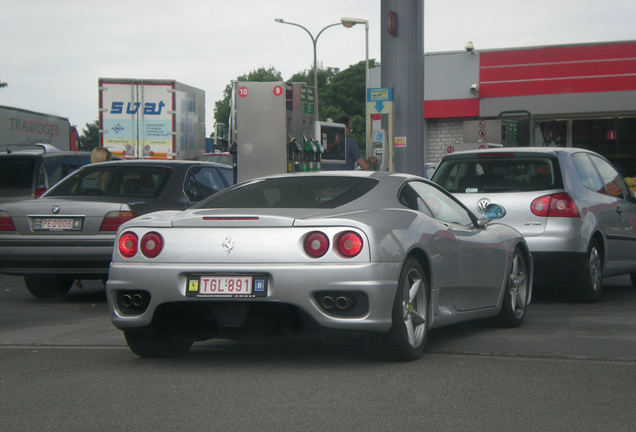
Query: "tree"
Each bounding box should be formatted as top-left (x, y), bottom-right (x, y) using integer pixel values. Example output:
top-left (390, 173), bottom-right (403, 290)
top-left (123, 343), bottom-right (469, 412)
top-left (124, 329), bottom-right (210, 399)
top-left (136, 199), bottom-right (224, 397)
top-left (320, 60), bottom-right (372, 119)
top-left (0, 81), bottom-right (7, 89)
top-left (214, 67), bottom-right (283, 126)
top-left (319, 60), bottom-right (374, 148)
top-left (78, 120), bottom-right (100, 150)
top-left (287, 63), bottom-right (340, 91)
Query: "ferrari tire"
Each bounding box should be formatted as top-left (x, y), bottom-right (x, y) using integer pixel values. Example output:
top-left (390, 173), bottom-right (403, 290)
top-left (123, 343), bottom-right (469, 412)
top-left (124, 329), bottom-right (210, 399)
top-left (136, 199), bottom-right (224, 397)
top-left (571, 239), bottom-right (603, 303)
top-left (124, 331), bottom-right (193, 358)
top-left (495, 247), bottom-right (529, 328)
top-left (364, 257), bottom-right (429, 362)
top-left (24, 275), bottom-right (74, 298)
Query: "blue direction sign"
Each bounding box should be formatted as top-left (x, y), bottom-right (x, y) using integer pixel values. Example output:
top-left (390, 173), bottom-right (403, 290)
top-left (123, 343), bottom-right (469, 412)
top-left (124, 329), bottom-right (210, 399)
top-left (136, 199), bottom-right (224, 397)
top-left (367, 88), bottom-right (393, 114)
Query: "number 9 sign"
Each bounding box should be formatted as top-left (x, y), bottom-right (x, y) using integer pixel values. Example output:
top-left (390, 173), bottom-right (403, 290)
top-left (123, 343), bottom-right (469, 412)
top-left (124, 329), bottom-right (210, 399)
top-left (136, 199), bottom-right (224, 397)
top-left (273, 85), bottom-right (283, 97)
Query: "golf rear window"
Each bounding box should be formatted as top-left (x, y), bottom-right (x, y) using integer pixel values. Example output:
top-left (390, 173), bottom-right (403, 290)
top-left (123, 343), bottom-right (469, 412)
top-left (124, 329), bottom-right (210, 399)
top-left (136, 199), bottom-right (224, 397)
top-left (432, 156), bottom-right (562, 193)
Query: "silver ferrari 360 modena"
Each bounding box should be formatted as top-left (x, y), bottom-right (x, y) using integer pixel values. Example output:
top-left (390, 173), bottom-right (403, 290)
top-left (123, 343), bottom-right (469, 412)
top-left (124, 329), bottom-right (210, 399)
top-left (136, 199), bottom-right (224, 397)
top-left (106, 171), bottom-right (533, 361)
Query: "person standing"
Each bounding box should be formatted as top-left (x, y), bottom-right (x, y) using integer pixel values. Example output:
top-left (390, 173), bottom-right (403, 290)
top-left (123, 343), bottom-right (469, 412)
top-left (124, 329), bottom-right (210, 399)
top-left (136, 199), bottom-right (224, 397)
top-left (323, 116), bottom-right (377, 170)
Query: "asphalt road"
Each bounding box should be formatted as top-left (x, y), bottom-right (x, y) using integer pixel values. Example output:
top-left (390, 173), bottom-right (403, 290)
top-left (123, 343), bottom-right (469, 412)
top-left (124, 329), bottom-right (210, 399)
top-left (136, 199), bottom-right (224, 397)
top-left (1, 274), bottom-right (635, 431)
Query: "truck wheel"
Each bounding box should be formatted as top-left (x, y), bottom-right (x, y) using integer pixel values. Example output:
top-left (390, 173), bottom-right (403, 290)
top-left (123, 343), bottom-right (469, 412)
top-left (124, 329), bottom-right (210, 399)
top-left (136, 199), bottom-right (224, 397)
top-left (124, 331), bottom-right (192, 358)
top-left (24, 275), bottom-right (73, 298)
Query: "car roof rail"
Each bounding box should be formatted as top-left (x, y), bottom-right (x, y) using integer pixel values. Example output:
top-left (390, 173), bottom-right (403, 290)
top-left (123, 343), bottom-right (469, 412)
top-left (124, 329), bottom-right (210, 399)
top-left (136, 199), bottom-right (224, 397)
top-left (34, 143), bottom-right (61, 153)
top-left (0, 143), bottom-right (61, 154)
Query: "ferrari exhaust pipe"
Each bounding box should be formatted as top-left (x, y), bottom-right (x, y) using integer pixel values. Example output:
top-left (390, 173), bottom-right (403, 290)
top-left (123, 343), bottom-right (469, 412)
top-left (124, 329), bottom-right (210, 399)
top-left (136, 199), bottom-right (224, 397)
top-left (336, 296), bottom-right (352, 310)
top-left (122, 294), bottom-right (133, 308)
top-left (132, 294), bottom-right (144, 307)
top-left (320, 296), bottom-right (335, 310)
top-left (119, 291), bottom-right (149, 311)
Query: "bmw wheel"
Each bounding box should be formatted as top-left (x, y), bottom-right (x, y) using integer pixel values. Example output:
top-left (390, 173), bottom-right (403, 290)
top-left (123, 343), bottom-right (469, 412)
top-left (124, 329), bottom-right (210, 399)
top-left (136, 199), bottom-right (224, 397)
top-left (495, 247), bottom-right (529, 327)
top-left (573, 239), bottom-right (603, 303)
top-left (124, 331), bottom-right (193, 358)
top-left (24, 275), bottom-right (74, 298)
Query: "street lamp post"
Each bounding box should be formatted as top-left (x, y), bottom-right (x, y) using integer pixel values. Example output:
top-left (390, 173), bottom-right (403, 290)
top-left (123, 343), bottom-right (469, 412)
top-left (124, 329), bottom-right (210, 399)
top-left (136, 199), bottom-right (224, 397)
top-left (340, 18), bottom-right (369, 156)
top-left (276, 17), bottom-right (370, 154)
top-left (341, 18), bottom-right (369, 93)
top-left (276, 18), bottom-right (368, 117)
top-left (275, 18), bottom-right (342, 118)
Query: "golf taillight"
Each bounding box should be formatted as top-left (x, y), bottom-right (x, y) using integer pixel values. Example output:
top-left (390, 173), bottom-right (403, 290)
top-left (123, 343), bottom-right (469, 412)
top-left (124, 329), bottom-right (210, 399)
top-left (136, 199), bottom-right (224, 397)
top-left (0, 212), bottom-right (16, 232)
top-left (118, 232), bottom-right (138, 258)
top-left (531, 193), bottom-right (580, 218)
top-left (118, 231), bottom-right (163, 259)
top-left (303, 230), bottom-right (364, 259)
top-left (100, 211), bottom-right (137, 231)
top-left (140, 232), bottom-right (163, 258)
top-left (335, 231), bottom-right (363, 257)
top-left (304, 231), bottom-right (330, 258)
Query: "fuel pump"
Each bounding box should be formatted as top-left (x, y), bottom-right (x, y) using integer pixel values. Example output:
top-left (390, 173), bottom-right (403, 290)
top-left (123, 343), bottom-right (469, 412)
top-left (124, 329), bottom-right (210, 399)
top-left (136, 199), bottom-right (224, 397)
top-left (371, 129), bottom-right (389, 171)
top-left (312, 136), bottom-right (324, 171)
top-left (287, 135), bottom-right (302, 172)
top-left (303, 136), bottom-right (316, 171)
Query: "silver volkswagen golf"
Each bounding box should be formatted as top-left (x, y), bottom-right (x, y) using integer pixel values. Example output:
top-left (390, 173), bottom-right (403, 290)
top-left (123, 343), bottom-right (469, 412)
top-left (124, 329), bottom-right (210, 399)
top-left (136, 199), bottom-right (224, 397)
top-left (432, 147), bottom-right (636, 302)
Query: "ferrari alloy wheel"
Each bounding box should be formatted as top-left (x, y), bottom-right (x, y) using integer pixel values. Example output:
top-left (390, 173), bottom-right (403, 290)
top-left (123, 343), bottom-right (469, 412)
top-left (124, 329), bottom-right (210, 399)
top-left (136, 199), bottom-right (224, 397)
top-left (495, 247), bottom-right (529, 327)
top-left (124, 331), bottom-right (193, 358)
top-left (572, 239), bottom-right (603, 303)
top-left (364, 257), bottom-right (429, 362)
top-left (399, 261), bottom-right (428, 350)
top-left (23, 275), bottom-right (74, 298)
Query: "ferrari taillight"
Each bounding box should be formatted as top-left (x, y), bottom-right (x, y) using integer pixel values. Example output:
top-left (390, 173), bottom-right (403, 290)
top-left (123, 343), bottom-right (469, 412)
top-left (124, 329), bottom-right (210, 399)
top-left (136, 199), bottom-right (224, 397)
top-left (100, 211), bottom-right (137, 231)
top-left (0, 212), bottom-right (16, 232)
top-left (140, 232), bottom-right (163, 258)
top-left (118, 232), bottom-right (138, 258)
top-left (118, 231), bottom-right (163, 259)
top-left (303, 230), bottom-right (364, 259)
top-left (531, 193), bottom-right (580, 218)
top-left (335, 231), bottom-right (363, 258)
top-left (304, 231), bottom-right (330, 258)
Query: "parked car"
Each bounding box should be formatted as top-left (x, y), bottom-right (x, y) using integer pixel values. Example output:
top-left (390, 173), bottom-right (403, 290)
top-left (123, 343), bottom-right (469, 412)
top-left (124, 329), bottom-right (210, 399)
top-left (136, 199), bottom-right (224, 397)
top-left (106, 171), bottom-right (532, 361)
top-left (0, 160), bottom-right (233, 298)
top-left (198, 151), bottom-right (233, 166)
top-left (431, 147), bottom-right (636, 302)
top-left (0, 144), bottom-right (92, 203)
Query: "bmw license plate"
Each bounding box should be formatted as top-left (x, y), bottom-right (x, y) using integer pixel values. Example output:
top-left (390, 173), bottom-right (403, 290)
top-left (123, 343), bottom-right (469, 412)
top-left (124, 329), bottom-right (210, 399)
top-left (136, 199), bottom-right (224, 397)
top-left (187, 275), bottom-right (267, 298)
top-left (34, 217), bottom-right (82, 231)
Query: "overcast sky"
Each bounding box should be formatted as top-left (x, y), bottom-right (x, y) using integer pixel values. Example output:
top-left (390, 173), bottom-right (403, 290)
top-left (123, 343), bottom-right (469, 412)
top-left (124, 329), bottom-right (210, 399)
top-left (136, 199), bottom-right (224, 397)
top-left (2, 0), bottom-right (635, 135)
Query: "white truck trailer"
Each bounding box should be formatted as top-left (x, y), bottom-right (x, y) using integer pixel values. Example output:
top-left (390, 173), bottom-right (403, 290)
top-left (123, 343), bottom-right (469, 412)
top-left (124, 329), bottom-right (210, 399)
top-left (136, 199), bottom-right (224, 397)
top-left (0, 105), bottom-right (78, 151)
top-left (98, 78), bottom-right (206, 160)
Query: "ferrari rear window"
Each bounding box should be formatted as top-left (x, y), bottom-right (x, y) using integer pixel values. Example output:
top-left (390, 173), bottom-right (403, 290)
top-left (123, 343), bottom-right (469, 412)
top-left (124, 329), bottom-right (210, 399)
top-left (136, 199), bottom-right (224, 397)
top-left (198, 176), bottom-right (378, 209)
